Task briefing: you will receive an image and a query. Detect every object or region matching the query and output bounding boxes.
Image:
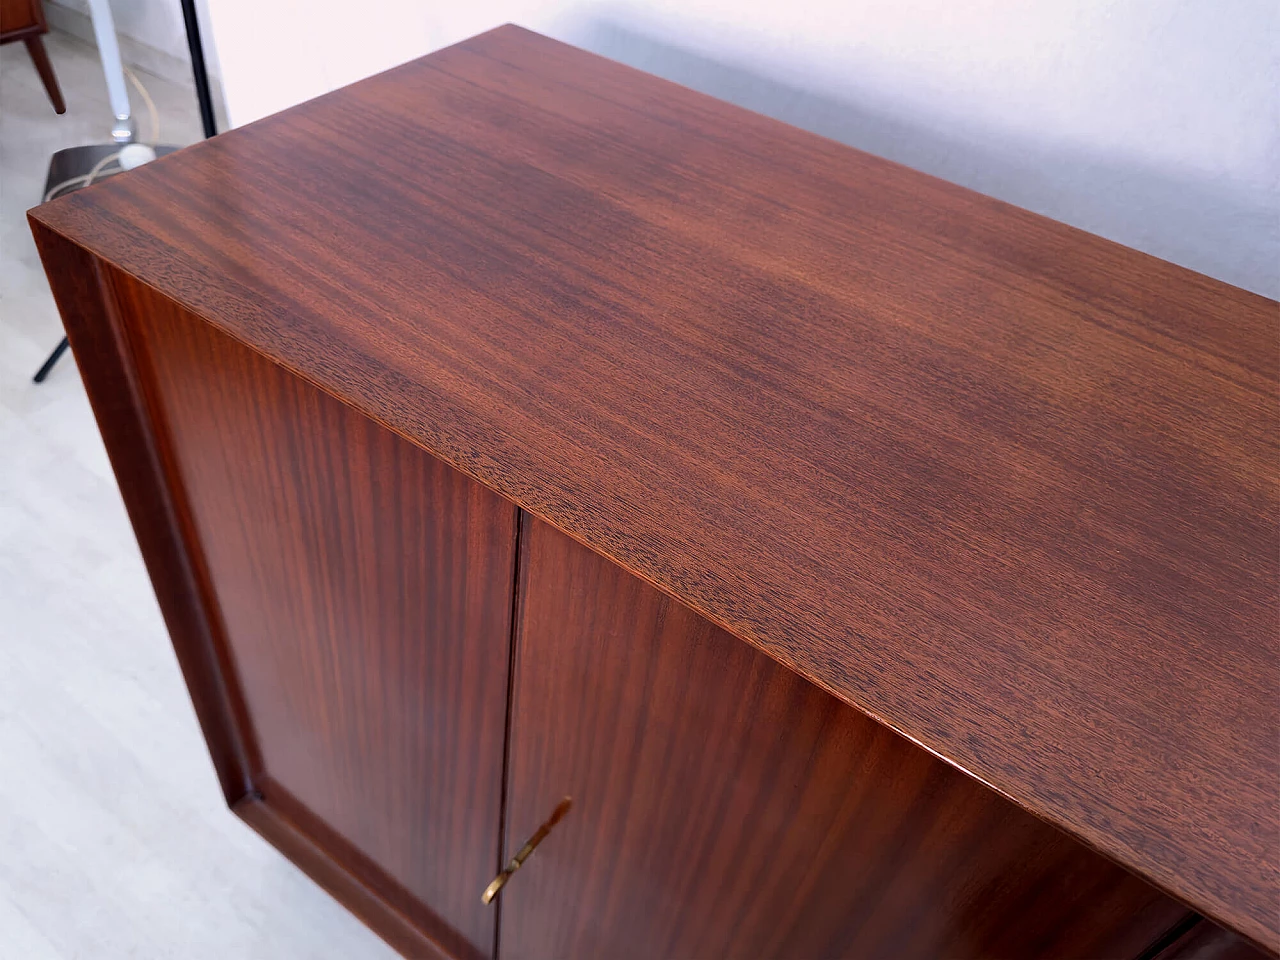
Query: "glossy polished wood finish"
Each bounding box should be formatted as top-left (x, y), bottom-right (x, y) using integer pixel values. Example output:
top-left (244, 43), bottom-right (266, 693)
top-left (29, 25), bottom-right (1278, 949)
top-left (28, 223), bottom-right (256, 808)
top-left (111, 268), bottom-right (517, 959)
top-left (501, 518), bottom-right (1188, 959)
top-left (235, 788), bottom-right (451, 960)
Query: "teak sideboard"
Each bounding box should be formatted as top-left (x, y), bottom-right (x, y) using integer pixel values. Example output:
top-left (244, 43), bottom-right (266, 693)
top-left (29, 25), bottom-right (1278, 960)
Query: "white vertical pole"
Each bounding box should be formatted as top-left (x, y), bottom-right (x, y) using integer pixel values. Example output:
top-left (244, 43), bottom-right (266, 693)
top-left (84, 0), bottom-right (134, 140)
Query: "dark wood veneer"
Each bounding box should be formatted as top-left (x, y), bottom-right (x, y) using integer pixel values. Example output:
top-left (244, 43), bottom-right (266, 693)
top-left (28, 223), bottom-right (257, 807)
top-left (235, 787), bottom-right (454, 960)
top-left (501, 517), bottom-right (1188, 960)
top-left (30, 226), bottom-right (519, 958)
top-left (114, 271), bottom-right (517, 957)
top-left (30, 23), bottom-right (1278, 952)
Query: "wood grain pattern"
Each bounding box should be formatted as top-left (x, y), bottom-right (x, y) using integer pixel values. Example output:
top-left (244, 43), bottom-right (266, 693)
top-left (113, 269), bottom-right (517, 959)
top-left (500, 517), bottom-right (1189, 959)
top-left (27, 222), bottom-right (257, 808)
top-left (235, 789), bottom-right (451, 960)
top-left (29, 25), bottom-right (1279, 947)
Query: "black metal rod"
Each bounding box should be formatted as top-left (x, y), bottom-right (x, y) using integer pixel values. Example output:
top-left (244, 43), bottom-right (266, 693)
top-left (33, 337), bottom-right (70, 383)
top-left (180, 0), bottom-right (217, 139)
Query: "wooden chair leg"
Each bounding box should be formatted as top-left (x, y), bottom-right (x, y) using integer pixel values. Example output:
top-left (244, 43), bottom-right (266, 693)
top-left (24, 35), bottom-right (67, 114)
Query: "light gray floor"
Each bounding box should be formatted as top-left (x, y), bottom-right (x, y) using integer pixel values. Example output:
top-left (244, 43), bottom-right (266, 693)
top-left (1, 31), bottom-right (397, 959)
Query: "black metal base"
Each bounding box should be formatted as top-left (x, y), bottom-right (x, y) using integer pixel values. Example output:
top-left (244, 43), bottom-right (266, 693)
top-left (42, 142), bottom-right (180, 200)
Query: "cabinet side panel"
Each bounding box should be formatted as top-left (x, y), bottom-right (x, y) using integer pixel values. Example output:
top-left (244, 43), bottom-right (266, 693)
top-left (112, 269), bottom-right (515, 959)
top-left (502, 516), bottom-right (1189, 960)
top-left (28, 223), bottom-right (255, 804)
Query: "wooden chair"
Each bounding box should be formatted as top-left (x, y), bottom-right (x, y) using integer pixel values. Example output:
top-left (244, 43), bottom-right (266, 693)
top-left (2, 0), bottom-right (66, 114)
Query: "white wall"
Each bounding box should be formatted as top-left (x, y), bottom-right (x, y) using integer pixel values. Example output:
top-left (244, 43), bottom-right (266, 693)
top-left (206, 0), bottom-right (1278, 297)
top-left (50, 0), bottom-right (222, 77)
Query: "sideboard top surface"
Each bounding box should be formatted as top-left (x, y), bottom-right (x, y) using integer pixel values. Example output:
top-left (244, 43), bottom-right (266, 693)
top-left (30, 24), bottom-right (1279, 949)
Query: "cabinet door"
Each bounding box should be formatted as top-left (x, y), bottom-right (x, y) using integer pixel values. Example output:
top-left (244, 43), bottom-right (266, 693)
top-left (498, 517), bottom-right (1187, 959)
top-left (123, 276), bottom-right (516, 959)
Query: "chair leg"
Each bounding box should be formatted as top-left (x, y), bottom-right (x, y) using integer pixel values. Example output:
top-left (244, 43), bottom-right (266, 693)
top-left (24, 36), bottom-right (67, 115)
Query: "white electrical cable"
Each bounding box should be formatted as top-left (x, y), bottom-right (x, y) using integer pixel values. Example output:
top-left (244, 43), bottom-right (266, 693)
top-left (84, 149), bottom-right (124, 184)
top-left (42, 151), bottom-right (123, 202)
top-left (123, 65), bottom-right (159, 144)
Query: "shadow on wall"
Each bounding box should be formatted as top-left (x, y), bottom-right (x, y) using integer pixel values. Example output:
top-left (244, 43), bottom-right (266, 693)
top-left (567, 19), bottom-right (1278, 300)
